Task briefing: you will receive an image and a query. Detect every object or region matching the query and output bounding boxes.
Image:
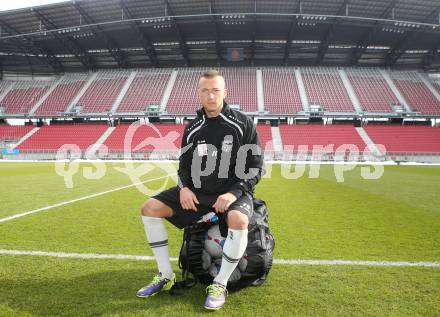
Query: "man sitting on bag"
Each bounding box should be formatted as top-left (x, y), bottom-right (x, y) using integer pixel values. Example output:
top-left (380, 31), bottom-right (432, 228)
top-left (137, 70), bottom-right (264, 310)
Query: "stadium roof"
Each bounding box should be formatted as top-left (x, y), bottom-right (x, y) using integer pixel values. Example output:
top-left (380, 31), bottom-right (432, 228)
top-left (1, 0), bottom-right (440, 74)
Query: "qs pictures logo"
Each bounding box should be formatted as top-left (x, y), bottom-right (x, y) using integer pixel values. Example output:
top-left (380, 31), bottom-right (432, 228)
top-left (115, 121), bottom-right (180, 196)
top-left (55, 122), bottom-right (181, 196)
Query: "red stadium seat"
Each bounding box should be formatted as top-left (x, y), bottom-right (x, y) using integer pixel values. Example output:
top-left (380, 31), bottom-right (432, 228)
top-left (79, 71), bottom-right (129, 114)
top-left (279, 125), bottom-right (366, 152)
top-left (103, 123), bottom-right (184, 152)
top-left (390, 71), bottom-right (440, 115)
top-left (0, 125), bottom-right (34, 141)
top-left (363, 125), bottom-right (440, 153)
top-left (256, 124), bottom-right (274, 151)
top-left (262, 68), bottom-right (303, 114)
top-left (166, 68), bottom-right (258, 114)
top-left (301, 68), bottom-right (355, 113)
top-left (17, 124), bottom-right (108, 151)
top-left (116, 70), bottom-right (171, 113)
top-left (1, 82), bottom-right (52, 115)
top-left (346, 68), bottom-right (398, 113)
top-left (35, 74), bottom-right (88, 116)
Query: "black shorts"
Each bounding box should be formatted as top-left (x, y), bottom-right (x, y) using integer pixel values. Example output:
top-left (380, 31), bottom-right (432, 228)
top-left (152, 186), bottom-right (253, 229)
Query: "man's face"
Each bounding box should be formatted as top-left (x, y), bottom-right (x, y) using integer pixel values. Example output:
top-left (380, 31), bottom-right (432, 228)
top-left (198, 75), bottom-right (227, 117)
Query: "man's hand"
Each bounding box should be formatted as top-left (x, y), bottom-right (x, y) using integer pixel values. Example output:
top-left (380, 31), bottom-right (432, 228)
top-left (212, 193), bottom-right (237, 213)
top-left (179, 187), bottom-right (199, 212)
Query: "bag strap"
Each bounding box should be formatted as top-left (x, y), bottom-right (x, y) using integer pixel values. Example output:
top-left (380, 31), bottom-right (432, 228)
top-left (169, 271), bottom-right (196, 295)
top-left (178, 228), bottom-right (189, 270)
top-left (172, 226), bottom-right (200, 295)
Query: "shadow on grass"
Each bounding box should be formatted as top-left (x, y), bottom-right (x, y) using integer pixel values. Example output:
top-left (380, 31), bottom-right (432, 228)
top-left (0, 268), bottom-right (213, 317)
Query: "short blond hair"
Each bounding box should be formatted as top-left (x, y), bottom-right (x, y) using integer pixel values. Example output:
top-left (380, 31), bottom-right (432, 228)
top-left (201, 69), bottom-right (223, 79)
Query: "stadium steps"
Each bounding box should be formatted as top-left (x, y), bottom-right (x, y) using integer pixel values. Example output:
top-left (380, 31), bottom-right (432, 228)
top-left (338, 69), bottom-right (363, 114)
top-left (294, 68), bottom-right (309, 112)
top-left (0, 126), bottom-right (34, 150)
top-left (86, 126), bottom-right (116, 156)
top-left (270, 127), bottom-right (283, 152)
top-left (346, 68), bottom-right (399, 113)
top-left (256, 69), bottom-right (265, 113)
top-left (29, 77), bottom-right (64, 115)
top-left (0, 82), bottom-right (15, 104)
top-left (302, 68), bottom-right (356, 113)
top-left (160, 70), bottom-right (178, 113)
top-left (355, 127), bottom-right (384, 156)
top-left (14, 127), bottom-right (40, 148)
top-left (111, 71), bottom-right (137, 113)
top-left (417, 73), bottom-right (440, 103)
top-left (256, 124), bottom-right (274, 151)
top-left (66, 72), bottom-right (98, 112)
top-left (17, 124), bottom-right (109, 151)
top-left (379, 70), bottom-right (412, 112)
top-left (391, 72), bottom-right (440, 115)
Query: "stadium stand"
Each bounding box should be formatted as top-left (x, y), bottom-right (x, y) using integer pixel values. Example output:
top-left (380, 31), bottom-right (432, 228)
top-left (256, 124), bottom-right (274, 151)
top-left (279, 124), bottom-right (366, 152)
top-left (363, 125), bottom-right (440, 153)
top-left (166, 68), bottom-right (258, 114)
top-left (262, 68), bottom-right (303, 114)
top-left (0, 125), bottom-right (34, 141)
top-left (0, 80), bottom-right (54, 115)
top-left (2, 68), bottom-right (440, 117)
top-left (221, 68), bottom-right (258, 113)
top-left (35, 73), bottom-right (89, 116)
top-left (17, 124), bottom-right (108, 151)
top-left (166, 69), bottom-right (202, 114)
top-left (0, 81), bottom-right (13, 99)
top-left (301, 68), bottom-right (355, 112)
top-left (390, 71), bottom-right (440, 115)
top-left (103, 123), bottom-right (184, 152)
top-left (78, 71), bottom-right (129, 114)
top-left (346, 68), bottom-right (399, 113)
top-left (116, 70), bottom-right (171, 113)
top-left (428, 77), bottom-right (440, 97)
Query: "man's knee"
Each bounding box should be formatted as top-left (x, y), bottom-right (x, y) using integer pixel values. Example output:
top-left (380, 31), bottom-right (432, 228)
top-left (140, 198), bottom-right (173, 218)
top-left (226, 210), bottom-right (249, 230)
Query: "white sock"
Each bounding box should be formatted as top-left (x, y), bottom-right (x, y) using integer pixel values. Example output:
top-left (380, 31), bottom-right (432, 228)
top-left (141, 216), bottom-right (174, 279)
top-left (214, 228), bottom-right (248, 286)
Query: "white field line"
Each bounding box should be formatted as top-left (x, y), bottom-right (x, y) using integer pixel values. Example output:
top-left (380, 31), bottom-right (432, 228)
top-left (0, 173), bottom-right (176, 224)
top-left (0, 249), bottom-right (439, 268)
top-left (2, 160), bottom-right (440, 166)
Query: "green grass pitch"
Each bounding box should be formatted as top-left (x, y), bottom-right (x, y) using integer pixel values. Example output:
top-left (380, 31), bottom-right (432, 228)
top-left (0, 162), bottom-right (439, 316)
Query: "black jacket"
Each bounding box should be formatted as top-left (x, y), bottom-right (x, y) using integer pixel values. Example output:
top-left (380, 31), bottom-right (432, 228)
top-left (178, 102), bottom-right (264, 198)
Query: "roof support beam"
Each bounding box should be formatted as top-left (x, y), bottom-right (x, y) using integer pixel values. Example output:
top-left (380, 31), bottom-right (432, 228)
top-left (385, 6), bottom-right (440, 66)
top-left (119, 0), bottom-right (159, 67)
top-left (422, 10), bottom-right (440, 68)
top-left (208, 0), bottom-right (222, 66)
top-left (0, 19), bottom-right (63, 72)
top-left (315, 0), bottom-right (349, 64)
top-left (249, 0), bottom-right (257, 65)
top-left (422, 41), bottom-right (440, 68)
top-left (72, 1), bottom-right (127, 67)
top-left (29, 9), bottom-right (93, 70)
top-left (350, 0), bottom-right (399, 65)
top-left (164, 0), bottom-right (190, 66)
top-left (283, 0), bottom-right (302, 65)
